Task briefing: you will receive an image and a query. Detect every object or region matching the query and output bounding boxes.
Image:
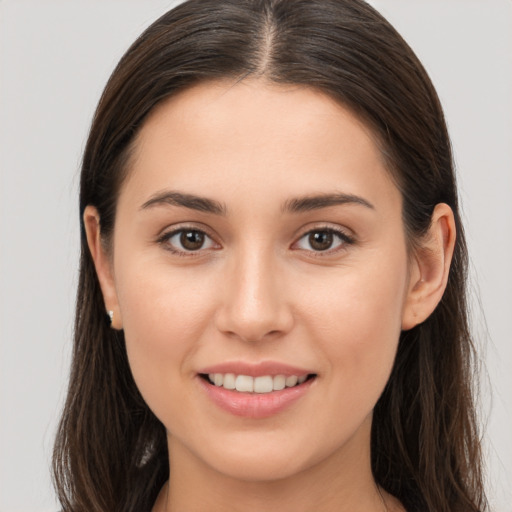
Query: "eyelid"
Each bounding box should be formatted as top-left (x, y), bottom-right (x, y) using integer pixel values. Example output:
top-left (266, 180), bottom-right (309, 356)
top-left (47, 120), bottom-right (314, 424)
top-left (155, 222), bottom-right (355, 257)
top-left (156, 224), bottom-right (221, 255)
top-left (291, 225), bottom-right (355, 255)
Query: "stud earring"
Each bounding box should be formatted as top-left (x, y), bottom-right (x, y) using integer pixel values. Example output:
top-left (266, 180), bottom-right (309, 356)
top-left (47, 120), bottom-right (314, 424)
top-left (107, 310), bottom-right (114, 325)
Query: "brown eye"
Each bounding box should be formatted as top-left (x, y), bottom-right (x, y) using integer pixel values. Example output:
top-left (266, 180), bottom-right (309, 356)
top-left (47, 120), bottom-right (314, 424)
top-left (308, 231), bottom-right (333, 251)
top-left (180, 230), bottom-right (205, 250)
top-left (162, 228), bottom-right (217, 254)
top-left (294, 228), bottom-right (353, 253)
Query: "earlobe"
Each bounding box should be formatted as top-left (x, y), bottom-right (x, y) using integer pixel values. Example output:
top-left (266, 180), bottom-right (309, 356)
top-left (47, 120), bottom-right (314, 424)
top-left (83, 206), bottom-right (123, 330)
top-left (401, 203), bottom-right (456, 331)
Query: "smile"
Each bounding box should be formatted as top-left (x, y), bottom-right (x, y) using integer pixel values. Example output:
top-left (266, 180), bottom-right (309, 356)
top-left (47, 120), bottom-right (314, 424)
top-left (205, 373), bottom-right (311, 393)
top-left (198, 365), bottom-right (317, 418)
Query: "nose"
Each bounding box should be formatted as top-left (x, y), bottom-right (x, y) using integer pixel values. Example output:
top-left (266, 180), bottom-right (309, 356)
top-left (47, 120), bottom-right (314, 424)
top-left (215, 247), bottom-right (294, 343)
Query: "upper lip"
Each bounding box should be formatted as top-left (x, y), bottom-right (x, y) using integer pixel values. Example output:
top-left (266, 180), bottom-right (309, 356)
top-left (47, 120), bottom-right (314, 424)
top-left (197, 361), bottom-right (315, 377)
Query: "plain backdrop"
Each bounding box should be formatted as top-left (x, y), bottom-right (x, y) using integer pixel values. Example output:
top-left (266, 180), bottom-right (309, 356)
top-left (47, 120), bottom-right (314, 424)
top-left (0, 1), bottom-right (511, 511)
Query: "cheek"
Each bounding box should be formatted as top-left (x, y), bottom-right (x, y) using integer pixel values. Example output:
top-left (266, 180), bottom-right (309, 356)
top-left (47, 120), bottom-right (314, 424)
top-left (303, 254), bottom-right (408, 398)
top-left (116, 261), bottom-right (217, 414)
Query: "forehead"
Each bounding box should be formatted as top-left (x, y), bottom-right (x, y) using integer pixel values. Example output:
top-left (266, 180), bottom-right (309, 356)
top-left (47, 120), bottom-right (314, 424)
top-left (121, 79), bottom-right (400, 213)
top-left (134, 79), bottom-right (378, 159)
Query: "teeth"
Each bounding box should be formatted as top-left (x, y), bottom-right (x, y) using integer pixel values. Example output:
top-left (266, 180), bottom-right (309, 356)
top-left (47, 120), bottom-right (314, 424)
top-left (273, 375), bottom-right (286, 391)
top-left (207, 373), bottom-right (310, 393)
top-left (223, 373), bottom-right (236, 390)
top-left (235, 375), bottom-right (254, 392)
top-left (254, 376), bottom-right (273, 393)
top-left (285, 375), bottom-right (298, 387)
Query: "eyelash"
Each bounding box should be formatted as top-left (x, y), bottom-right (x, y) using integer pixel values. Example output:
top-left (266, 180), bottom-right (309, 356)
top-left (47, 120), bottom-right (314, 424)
top-left (157, 226), bottom-right (355, 257)
top-left (293, 227), bottom-right (355, 255)
top-left (156, 226), bottom-right (219, 257)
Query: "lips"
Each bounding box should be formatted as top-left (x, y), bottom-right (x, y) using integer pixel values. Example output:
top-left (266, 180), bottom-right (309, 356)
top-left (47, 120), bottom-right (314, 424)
top-left (197, 361), bottom-right (317, 418)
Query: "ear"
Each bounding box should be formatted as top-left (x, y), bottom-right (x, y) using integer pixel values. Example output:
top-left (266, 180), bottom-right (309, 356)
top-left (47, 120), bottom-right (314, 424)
top-left (401, 203), bottom-right (456, 331)
top-left (83, 205), bottom-right (123, 330)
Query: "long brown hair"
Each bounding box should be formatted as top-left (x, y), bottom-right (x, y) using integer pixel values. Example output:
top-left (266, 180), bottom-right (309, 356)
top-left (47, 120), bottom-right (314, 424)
top-left (52, 1), bottom-right (488, 511)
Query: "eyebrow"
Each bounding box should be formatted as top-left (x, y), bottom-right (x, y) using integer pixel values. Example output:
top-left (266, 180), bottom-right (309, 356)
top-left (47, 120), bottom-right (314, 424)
top-left (140, 191), bottom-right (227, 215)
top-left (282, 192), bottom-right (375, 213)
top-left (140, 190), bottom-right (374, 215)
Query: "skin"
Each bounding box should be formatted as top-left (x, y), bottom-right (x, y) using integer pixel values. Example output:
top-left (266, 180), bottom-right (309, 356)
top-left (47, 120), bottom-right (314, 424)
top-left (85, 79), bottom-right (455, 512)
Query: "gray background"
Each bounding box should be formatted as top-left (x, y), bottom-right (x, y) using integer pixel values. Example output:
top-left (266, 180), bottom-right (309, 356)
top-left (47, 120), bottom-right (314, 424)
top-left (0, 1), bottom-right (510, 510)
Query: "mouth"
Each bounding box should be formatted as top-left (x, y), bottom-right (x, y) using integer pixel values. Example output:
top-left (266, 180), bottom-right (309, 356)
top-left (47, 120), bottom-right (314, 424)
top-left (199, 372), bottom-right (317, 394)
top-left (196, 361), bottom-right (318, 418)
top-left (197, 369), bottom-right (317, 418)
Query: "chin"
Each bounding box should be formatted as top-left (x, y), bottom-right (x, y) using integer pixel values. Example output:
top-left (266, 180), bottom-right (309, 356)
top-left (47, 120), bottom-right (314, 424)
top-left (195, 428), bottom-right (346, 484)
top-left (209, 451), bottom-right (309, 483)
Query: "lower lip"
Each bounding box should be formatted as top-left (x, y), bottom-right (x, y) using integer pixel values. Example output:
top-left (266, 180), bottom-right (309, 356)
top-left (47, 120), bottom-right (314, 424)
top-left (198, 376), bottom-right (315, 419)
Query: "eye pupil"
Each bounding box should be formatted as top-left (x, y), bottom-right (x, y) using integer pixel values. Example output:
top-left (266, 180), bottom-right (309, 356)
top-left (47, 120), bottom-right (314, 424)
top-left (309, 231), bottom-right (333, 251)
top-left (180, 230), bottom-right (205, 250)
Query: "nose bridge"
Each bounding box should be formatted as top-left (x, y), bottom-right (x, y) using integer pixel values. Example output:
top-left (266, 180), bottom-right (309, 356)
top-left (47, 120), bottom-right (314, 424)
top-left (216, 240), bottom-right (292, 342)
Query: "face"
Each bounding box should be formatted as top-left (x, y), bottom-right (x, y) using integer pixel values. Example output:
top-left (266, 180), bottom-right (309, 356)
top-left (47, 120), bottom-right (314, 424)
top-left (94, 80), bottom-right (418, 482)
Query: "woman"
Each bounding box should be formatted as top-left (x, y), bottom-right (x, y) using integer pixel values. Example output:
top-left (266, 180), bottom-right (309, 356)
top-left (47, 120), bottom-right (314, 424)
top-left (52, 1), bottom-right (488, 511)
